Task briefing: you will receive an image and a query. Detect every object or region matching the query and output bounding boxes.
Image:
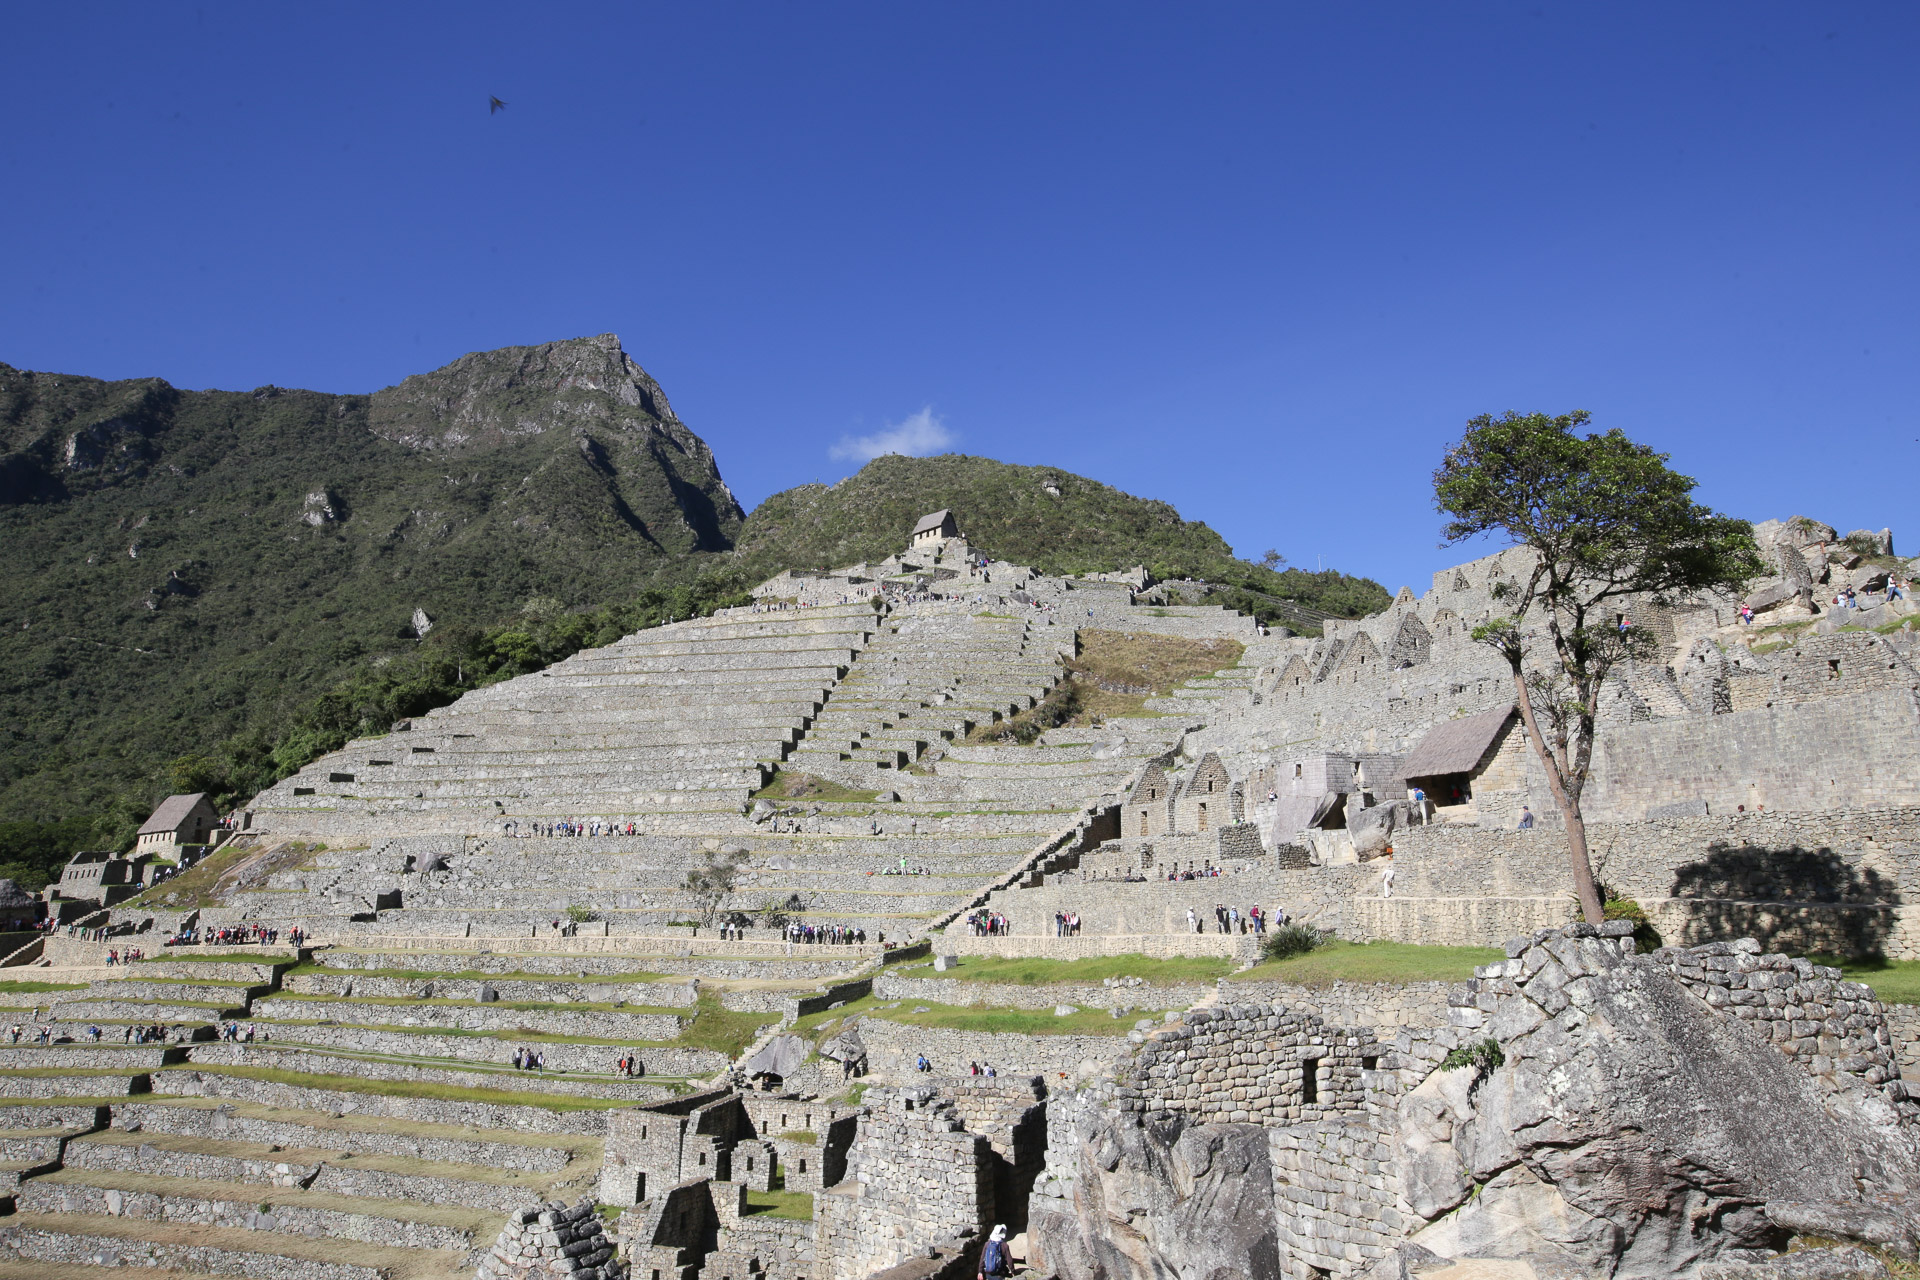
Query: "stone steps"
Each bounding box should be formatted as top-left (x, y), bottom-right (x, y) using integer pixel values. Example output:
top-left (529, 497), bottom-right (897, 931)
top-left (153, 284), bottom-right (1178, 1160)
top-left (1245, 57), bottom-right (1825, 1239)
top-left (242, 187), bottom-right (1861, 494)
top-left (217, 1022), bottom-right (725, 1077)
top-left (146, 1068), bottom-right (616, 1136)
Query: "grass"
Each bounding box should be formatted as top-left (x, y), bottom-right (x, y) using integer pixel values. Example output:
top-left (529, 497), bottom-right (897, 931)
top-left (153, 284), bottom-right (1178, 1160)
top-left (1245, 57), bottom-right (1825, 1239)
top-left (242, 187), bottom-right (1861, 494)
top-left (0, 981), bottom-right (88, 993)
top-left (1231, 940), bottom-right (1503, 985)
top-left (901, 954), bottom-right (1231, 985)
top-left (752, 771), bottom-right (882, 804)
top-left (744, 1188), bottom-right (814, 1220)
top-left (159, 1062), bottom-right (641, 1112)
top-left (677, 993), bottom-right (779, 1058)
top-left (1810, 955), bottom-right (1920, 1004)
top-left (121, 842), bottom-right (264, 910)
top-left (776, 1130), bottom-right (817, 1145)
top-left (1065, 630), bottom-right (1246, 724)
top-left (284, 962), bottom-right (673, 984)
top-left (138, 953), bottom-right (291, 966)
top-left (797, 993), bottom-right (1136, 1039)
top-left (265, 991), bottom-right (686, 1016)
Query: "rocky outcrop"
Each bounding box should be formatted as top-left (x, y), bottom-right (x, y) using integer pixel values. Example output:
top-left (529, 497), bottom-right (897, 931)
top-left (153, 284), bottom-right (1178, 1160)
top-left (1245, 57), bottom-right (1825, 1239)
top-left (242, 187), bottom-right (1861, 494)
top-left (1027, 925), bottom-right (1920, 1280)
top-left (1029, 1093), bottom-right (1284, 1280)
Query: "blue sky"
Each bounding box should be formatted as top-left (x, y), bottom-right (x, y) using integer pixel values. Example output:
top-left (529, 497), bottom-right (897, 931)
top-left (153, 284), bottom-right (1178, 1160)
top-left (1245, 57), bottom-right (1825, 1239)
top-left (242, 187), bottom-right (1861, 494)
top-left (4, 3), bottom-right (1915, 595)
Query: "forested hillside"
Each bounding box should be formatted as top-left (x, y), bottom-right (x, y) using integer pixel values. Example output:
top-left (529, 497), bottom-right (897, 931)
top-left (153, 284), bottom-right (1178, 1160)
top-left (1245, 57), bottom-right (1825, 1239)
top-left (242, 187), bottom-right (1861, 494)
top-left (0, 338), bottom-right (1385, 887)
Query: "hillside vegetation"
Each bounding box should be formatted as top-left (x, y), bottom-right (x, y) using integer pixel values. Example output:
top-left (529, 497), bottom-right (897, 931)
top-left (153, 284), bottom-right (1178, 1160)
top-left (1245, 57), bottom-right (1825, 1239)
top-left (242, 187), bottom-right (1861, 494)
top-left (0, 337), bottom-right (741, 864)
top-left (735, 454), bottom-right (1389, 623)
top-left (0, 339), bottom-right (1385, 885)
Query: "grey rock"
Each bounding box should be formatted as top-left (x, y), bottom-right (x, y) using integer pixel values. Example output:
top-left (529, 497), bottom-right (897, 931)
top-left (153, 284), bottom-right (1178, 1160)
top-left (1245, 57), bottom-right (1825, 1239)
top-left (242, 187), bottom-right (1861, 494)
top-left (1700, 1245), bottom-right (1892, 1280)
top-left (1028, 1105), bottom-right (1284, 1280)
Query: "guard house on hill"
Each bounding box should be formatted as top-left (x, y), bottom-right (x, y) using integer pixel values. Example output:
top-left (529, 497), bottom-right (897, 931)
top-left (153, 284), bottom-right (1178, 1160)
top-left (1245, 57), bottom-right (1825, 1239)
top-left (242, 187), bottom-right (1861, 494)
top-left (1400, 704), bottom-right (1526, 825)
top-left (910, 509), bottom-right (959, 548)
top-left (135, 793), bottom-right (220, 856)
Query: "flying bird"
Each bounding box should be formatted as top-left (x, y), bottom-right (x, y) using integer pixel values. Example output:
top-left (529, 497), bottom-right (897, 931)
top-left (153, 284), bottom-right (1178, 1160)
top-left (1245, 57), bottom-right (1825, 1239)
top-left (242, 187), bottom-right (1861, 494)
top-left (489, 96), bottom-right (507, 114)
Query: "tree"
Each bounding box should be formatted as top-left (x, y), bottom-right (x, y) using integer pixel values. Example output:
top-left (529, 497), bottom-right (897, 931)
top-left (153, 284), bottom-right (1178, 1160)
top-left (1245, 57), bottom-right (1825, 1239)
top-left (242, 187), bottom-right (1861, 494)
top-left (683, 846), bottom-right (750, 929)
top-left (1260, 549), bottom-right (1288, 571)
top-left (1433, 411), bottom-right (1763, 923)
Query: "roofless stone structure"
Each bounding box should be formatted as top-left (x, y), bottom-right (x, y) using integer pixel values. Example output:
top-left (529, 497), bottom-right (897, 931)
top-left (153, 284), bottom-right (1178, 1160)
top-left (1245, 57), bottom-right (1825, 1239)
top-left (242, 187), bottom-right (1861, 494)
top-left (0, 510), bottom-right (1913, 1278)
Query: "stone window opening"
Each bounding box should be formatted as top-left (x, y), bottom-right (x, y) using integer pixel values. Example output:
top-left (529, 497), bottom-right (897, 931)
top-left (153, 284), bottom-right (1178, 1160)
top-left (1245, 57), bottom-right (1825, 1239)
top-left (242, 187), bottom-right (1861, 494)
top-left (798, 1158), bottom-right (808, 1174)
top-left (1301, 1058), bottom-right (1320, 1105)
top-left (1362, 1055), bottom-right (1378, 1071)
top-left (640, 1125), bottom-right (647, 1139)
top-left (746, 1155), bottom-right (754, 1171)
top-left (1198, 802), bottom-right (1209, 830)
top-left (698, 1151), bottom-right (706, 1166)
top-left (1294, 763), bottom-right (1302, 779)
top-left (1828, 660), bottom-right (1841, 679)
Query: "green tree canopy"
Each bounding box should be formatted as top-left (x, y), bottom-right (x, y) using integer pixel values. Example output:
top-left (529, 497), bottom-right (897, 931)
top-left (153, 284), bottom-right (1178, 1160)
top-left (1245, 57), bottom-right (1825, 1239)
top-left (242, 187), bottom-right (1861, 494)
top-left (1434, 410), bottom-right (1763, 922)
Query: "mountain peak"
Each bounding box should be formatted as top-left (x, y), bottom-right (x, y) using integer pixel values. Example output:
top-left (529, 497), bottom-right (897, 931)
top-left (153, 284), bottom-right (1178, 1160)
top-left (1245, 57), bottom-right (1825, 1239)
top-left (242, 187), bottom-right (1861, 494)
top-left (368, 334), bottom-right (680, 452)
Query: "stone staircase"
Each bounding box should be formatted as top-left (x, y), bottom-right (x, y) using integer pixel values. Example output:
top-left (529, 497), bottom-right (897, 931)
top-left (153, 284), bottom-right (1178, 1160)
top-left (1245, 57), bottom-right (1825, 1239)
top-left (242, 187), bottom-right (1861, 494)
top-left (784, 611), bottom-right (1064, 785)
top-left (250, 604), bottom-right (886, 839)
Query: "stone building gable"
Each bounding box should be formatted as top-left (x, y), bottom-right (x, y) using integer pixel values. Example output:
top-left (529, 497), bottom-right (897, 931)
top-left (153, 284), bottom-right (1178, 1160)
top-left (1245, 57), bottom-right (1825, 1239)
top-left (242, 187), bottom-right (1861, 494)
top-left (1325, 632), bottom-right (1381, 686)
top-left (1386, 613), bottom-right (1432, 669)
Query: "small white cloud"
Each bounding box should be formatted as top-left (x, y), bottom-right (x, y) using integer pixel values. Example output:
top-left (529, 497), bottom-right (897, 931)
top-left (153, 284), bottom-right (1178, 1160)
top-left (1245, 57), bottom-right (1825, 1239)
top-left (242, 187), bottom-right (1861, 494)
top-left (830, 407), bottom-right (955, 464)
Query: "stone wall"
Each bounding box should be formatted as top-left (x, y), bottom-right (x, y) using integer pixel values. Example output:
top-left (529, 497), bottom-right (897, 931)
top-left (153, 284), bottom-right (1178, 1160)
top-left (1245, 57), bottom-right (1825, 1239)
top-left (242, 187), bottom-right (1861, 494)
top-left (1382, 806), bottom-right (1920, 957)
top-left (1118, 1003), bottom-right (1383, 1126)
top-left (872, 973), bottom-right (1216, 1013)
top-left (1584, 689), bottom-right (1920, 821)
top-left (856, 1018), bottom-right (1131, 1084)
top-left (935, 932), bottom-right (1257, 963)
top-left (1221, 978), bottom-right (1454, 1032)
top-left (818, 1086), bottom-right (993, 1280)
top-left (1888, 1003), bottom-right (1920, 1076)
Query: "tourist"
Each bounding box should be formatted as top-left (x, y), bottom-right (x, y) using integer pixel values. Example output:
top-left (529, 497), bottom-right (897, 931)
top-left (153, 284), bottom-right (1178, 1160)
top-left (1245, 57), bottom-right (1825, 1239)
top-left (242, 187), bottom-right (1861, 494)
top-left (1186, 907), bottom-right (1198, 933)
top-left (1379, 853), bottom-right (1395, 899)
top-left (1518, 806), bottom-right (1534, 830)
top-left (980, 1223), bottom-right (1011, 1278)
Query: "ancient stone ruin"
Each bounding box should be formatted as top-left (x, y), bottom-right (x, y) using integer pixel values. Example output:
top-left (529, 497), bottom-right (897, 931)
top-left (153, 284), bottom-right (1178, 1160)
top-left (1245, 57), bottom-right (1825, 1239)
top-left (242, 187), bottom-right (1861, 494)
top-left (0, 511), bottom-right (1913, 1278)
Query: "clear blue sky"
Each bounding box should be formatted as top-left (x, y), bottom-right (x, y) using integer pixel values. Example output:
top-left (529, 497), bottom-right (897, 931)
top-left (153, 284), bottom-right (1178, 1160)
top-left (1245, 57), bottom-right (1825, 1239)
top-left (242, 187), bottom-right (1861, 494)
top-left (5, 3), bottom-right (1915, 595)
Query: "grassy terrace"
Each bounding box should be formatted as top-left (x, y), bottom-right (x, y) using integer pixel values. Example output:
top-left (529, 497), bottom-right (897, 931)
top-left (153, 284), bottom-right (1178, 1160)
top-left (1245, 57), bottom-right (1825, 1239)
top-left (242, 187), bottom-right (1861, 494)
top-left (796, 994), bottom-right (1140, 1040)
top-left (1818, 956), bottom-right (1920, 1004)
top-left (264, 993), bottom-right (772, 1057)
top-left (1231, 940), bottom-right (1504, 985)
top-left (896, 954), bottom-right (1233, 984)
top-left (266, 992), bottom-right (687, 1016)
top-left (0, 981), bottom-right (88, 994)
top-left (283, 963), bottom-right (677, 984)
top-left (155, 1062), bottom-right (644, 1112)
top-left (745, 1187), bottom-right (815, 1220)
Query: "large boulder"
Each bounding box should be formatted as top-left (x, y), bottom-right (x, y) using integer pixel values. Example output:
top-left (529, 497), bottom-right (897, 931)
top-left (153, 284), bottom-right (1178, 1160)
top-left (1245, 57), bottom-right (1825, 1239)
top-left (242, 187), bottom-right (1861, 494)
top-left (1349, 799), bottom-right (1411, 857)
top-left (1029, 1100), bottom-right (1284, 1280)
top-left (1395, 930), bottom-right (1919, 1276)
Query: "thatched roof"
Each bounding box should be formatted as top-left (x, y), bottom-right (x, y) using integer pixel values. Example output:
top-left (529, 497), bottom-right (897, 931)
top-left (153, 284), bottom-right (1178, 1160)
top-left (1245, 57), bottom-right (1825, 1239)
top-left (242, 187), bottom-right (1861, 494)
top-left (139, 793), bottom-right (212, 836)
top-left (1402, 705), bottom-right (1516, 779)
top-left (912, 509), bottom-right (955, 536)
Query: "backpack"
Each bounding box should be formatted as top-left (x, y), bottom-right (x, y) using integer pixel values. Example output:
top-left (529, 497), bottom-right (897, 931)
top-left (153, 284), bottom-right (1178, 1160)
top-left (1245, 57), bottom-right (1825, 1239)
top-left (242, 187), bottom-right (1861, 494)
top-left (981, 1239), bottom-right (1006, 1274)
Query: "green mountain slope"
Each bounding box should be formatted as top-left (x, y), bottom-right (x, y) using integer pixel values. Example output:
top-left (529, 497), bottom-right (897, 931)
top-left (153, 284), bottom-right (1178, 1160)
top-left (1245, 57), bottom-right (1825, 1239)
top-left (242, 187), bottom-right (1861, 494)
top-left (0, 335), bottom-right (741, 831)
top-left (734, 454), bottom-right (1389, 620)
top-left (0, 342), bottom-right (1386, 886)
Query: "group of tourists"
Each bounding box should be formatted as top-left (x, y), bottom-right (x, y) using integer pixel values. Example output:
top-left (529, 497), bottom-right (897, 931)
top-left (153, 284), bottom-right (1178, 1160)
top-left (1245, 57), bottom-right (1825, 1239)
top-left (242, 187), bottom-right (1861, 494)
top-left (964, 910), bottom-right (1011, 936)
top-left (1165, 865), bottom-right (1224, 880)
top-left (785, 922), bottom-right (865, 946)
top-left (613, 1053), bottom-right (642, 1077)
top-left (513, 1046), bottom-right (548, 1070)
top-left (219, 1021), bottom-right (261, 1042)
top-left (168, 924), bottom-right (282, 947)
top-left (1051, 910), bottom-right (1082, 937)
top-left (103, 947), bottom-right (146, 965)
top-left (1184, 904), bottom-right (1276, 934)
top-left (503, 820), bottom-right (637, 838)
top-left (967, 1060), bottom-right (998, 1077)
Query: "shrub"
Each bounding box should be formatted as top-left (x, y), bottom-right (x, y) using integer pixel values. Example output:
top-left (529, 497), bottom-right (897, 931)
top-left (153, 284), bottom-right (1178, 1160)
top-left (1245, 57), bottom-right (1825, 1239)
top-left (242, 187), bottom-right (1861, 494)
top-left (1261, 923), bottom-right (1326, 963)
top-left (1601, 897), bottom-right (1661, 952)
top-left (1441, 1037), bottom-right (1505, 1077)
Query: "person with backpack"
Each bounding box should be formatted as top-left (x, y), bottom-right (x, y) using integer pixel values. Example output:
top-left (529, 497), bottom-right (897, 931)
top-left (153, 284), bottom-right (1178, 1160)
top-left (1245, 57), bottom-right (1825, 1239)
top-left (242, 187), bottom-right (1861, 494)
top-left (979, 1223), bottom-right (1010, 1279)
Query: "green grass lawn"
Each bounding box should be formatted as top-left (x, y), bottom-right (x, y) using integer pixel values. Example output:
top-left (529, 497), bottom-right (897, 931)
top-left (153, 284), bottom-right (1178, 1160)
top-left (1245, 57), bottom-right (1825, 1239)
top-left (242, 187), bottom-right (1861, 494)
top-left (1812, 956), bottom-right (1920, 1004)
top-left (744, 1188), bottom-right (814, 1220)
top-left (1230, 940), bottom-right (1502, 986)
top-left (0, 980), bottom-right (88, 993)
top-left (797, 993), bottom-right (1138, 1039)
top-left (901, 954), bottom-right (1231, 985)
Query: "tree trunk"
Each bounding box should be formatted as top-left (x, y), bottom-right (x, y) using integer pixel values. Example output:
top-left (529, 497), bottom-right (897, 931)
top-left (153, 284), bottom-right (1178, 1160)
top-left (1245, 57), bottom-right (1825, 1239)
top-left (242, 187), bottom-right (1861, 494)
top-left (1507, 668), bottom-right (1605, 924)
